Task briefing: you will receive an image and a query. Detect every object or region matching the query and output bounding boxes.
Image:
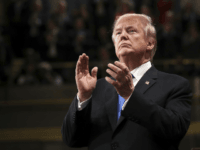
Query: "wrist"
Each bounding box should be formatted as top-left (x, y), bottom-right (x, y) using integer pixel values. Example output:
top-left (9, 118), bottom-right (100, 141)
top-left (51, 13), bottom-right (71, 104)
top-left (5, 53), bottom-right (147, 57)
top-left (124, 88), bottom-right (134, 100)
top-left (77, 92), bottom-right (92, 102)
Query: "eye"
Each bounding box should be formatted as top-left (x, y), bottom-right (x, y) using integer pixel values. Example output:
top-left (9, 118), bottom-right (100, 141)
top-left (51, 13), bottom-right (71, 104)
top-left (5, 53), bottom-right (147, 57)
top-left (116, 32), bottom-right (121, 35)
top-left (128, 29), bottom-right (136, 33)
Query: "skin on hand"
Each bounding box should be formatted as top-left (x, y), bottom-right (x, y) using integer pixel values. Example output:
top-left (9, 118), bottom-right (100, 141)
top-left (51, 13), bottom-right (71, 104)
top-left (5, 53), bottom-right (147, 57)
top-left (75, 53), bottom-right (98, 102)
top-left (105, 61), bottom-right (134, 100)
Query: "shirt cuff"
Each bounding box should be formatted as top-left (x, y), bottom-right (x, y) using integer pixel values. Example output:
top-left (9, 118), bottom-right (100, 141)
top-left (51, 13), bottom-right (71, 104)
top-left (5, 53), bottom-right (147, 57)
top-left (77, 95), bottom-right (92, 111)
top-left (122, 93), bottom-right (132, 110)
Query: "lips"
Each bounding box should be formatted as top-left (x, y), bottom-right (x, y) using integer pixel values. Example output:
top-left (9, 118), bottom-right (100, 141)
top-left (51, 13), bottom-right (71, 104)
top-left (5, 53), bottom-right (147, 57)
top-left (119, 43), bottom-right (131, 49)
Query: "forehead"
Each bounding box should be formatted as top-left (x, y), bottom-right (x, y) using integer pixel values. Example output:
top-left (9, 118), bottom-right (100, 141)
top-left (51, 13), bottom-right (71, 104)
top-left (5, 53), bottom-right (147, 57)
top-left (114, 15), bottom-right (147, 30)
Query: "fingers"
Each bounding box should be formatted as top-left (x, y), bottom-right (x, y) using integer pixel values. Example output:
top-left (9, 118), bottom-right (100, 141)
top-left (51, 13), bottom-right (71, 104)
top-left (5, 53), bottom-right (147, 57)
top-left (105, 62), bottom-right (134, 99)
top-left (91, 67), bottom-right (98, 78)
top-left (108, 63), bottom-right (120, 74)
top-left (108, 61), bottom-right (129, 74)
top-left (106, 61), bottom-right (132, 86)
top-left (105, 76), bottom-right (118, 87)
top-left (106, 68), bottom-right (117, 79)
top-left (114, 61), bottom-right (129, 74)
top-left (76, 57), bottom-right (81, 76)
top-left (76, 53), bottom-right (89, 76)
top-left (80, 53), bottom-right (89, 71)
top-left (107, 61), bottom-right (130, 81)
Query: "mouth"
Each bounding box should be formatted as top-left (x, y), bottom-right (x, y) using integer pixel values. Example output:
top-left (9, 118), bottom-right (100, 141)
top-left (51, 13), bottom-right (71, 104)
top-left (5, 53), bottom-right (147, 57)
top-left (119, 43), bottom-right (131, 49)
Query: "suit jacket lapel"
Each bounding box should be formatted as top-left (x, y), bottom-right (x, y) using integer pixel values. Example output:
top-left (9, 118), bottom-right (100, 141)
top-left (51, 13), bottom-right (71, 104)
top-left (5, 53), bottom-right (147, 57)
top-left (105, 83), bottom-right (118, 131)
top-left (135, 66), bottom-right (157, 94)
top-left (115, 66), bottom-right (158, 130)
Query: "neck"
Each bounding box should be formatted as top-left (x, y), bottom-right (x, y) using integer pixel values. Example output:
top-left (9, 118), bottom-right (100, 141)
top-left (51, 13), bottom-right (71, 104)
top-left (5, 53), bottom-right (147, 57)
top-left (119, 56), bottom-right (150, 71)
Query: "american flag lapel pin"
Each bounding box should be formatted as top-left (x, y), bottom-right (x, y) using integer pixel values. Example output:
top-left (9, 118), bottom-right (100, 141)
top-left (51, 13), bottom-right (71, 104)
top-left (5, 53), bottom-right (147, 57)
top-left (145, 81), bottom-right (150, 85)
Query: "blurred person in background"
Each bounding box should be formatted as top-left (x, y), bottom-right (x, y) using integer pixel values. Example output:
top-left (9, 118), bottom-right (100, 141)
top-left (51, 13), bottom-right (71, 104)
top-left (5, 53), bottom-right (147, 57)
top-left (97, 26), bottom-right (115, 60)
top-left (15, 48), bottom-right (39, 85)
top-left (23, 0), bottom-right (46, 51)
top-left (98, 46), bottom-right (110, 63)
top-left (0, 31), bottom-right (13, 85)
top-left (38, 16), bottom-right (69, 62)
top-left (156, 10), bottom-right (181, 59)
top-left (37, 61), bottom-right (63, 85)
top-left (97, 26), bottom-right (112, 48)
top-left (132, 0), bottom-right (144, 13)
top-left (40, 17), bottom-right (59, 61)
top-left (50, 0), bottom-right (74, 62)
top-left (114, 0), bottom-right (135, 20)
top-left (16, 62), bottom-right (39, 85)
top-left (80, 4), bottom-right (95, 36)
top-left (73, 31), bottom-right (87, 60)
top-left (181, 2), bottom-right (200, 33)
top-left (52, 0), bottom-right (72, 29)
top-left (89, 0), bottom-right (115, 36)
top-left (157, 0), bottom-right (173, 24)
top-left (15, 47), bottom-right (63, 86)
top-left (69, 17), bottom-right (94, 61)
top-left (140, 5), bottom-right (155, 23)
top-left (97, 46), bottom-right (111, 78)
top-left (29, 0), bottom-right (43, 36)
top-left (156, 0), bottom-right (181, 24)
top-left (182, 23), bottom-right (200, 59)
top-left (72, 16), bottom-right (92, 40)
top-left (7, 0), bottom-right (32, 57)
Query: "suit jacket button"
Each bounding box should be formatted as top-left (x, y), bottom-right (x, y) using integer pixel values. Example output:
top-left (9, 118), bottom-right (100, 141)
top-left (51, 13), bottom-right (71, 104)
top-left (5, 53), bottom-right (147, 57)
top-left (111, 142), bottom-right (119, 150)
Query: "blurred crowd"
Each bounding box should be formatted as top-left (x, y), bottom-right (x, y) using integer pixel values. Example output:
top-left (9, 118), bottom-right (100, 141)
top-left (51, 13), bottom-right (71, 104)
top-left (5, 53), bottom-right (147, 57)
top-left (1, 0), bottom-right (200, 86)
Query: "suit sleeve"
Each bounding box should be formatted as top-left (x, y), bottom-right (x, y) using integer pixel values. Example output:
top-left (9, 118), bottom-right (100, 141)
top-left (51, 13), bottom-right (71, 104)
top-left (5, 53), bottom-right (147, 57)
top-left (121, 78), bottom-right (192, 141)
top-left (61, 95), bottom-right (92, 147)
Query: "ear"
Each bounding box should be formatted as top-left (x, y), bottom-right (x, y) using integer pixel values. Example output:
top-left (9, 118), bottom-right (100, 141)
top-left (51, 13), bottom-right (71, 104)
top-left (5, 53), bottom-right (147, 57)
top-left (146, 37), bottom-right (155, 52)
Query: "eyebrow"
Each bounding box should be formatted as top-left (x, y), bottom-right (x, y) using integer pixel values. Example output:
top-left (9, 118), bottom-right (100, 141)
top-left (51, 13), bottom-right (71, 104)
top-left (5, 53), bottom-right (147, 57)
top-left (114, 25), bottom-right (135, 31)
top-left (114, 26), bottom-right (136, 32)
top-left (114, 28), bottom-right (122, 32)
top-left (126, 26), bottom-right (136, 30)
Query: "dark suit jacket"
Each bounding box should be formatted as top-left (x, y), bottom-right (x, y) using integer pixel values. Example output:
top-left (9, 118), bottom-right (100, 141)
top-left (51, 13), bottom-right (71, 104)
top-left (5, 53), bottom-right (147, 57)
top-left (61, 66), bottom-right (192, 150)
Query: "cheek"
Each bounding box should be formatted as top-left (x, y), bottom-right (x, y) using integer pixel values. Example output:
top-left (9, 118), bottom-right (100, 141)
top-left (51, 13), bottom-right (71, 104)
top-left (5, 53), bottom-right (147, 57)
top-left (113, 38), bottom-right (120, 56)
top-left (132, 36), bottom-right (146, 46)
top-left (113, 37), bottom-right (119, 48)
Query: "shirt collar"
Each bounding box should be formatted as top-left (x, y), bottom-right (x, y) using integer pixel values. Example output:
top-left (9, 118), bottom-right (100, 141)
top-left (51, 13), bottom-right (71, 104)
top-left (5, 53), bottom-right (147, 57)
top-left (130, 61), bottom-right (152, 81)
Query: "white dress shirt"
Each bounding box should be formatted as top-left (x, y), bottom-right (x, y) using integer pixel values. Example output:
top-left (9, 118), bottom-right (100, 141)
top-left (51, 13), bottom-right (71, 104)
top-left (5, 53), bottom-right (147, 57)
top-left (77, 61), bottom-right (152, 111)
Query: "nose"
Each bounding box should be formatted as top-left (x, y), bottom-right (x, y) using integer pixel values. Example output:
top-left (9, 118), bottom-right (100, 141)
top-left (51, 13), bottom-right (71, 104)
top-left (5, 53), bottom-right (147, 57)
top-left (120, 30), bottom-right (128, 40)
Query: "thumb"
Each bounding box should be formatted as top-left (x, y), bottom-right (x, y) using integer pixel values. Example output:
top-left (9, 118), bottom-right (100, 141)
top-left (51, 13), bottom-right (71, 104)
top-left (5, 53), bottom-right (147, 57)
top-left (91, 67), bottom-right (98, 78)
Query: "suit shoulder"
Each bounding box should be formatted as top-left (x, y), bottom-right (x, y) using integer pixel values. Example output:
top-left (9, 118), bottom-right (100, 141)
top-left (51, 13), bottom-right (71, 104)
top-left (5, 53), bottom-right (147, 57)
top-left (157, 70), bottom-right (189, 84)
top-left (154, 70), bottom-right (192, 99)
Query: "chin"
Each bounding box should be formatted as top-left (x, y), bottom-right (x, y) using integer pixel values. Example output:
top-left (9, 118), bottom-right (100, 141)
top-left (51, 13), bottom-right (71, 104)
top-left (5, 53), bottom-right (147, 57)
top-left (118, 49), bottom-right (133, 57)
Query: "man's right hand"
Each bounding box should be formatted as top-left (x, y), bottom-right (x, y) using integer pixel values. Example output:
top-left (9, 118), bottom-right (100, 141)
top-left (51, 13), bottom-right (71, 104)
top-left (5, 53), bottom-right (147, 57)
top-left (75, 53), bottom-right (98, 102)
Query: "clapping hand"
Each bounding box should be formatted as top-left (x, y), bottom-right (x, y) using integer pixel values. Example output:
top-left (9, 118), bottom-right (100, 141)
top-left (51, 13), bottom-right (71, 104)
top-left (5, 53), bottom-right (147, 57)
top-left (105, 61), bottom-right (134, 100)
top-left (76, 53), bottom-right (98, 102)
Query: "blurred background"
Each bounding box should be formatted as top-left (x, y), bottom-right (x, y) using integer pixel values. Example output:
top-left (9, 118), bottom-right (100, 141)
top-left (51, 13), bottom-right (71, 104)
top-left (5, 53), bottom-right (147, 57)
top-left (0, 0), bottom-right (200, 149)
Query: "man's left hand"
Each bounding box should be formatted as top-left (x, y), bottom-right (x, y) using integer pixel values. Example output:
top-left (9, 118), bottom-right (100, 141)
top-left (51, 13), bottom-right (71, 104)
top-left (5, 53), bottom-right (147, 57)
top-left (105, 61), bottom-right (134, 100)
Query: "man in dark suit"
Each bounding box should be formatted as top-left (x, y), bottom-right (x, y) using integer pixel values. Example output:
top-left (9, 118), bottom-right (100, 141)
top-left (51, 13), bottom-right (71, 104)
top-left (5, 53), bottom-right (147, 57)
top-left (61, 13), bottom-right (192, 150)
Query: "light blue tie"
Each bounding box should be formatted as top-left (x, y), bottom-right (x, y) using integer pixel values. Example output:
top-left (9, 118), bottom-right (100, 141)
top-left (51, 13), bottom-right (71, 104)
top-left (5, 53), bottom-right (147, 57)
top-left (117, 74), bottom-right (134, 120)
top-left (117, 94), bottom-right (125, 120)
